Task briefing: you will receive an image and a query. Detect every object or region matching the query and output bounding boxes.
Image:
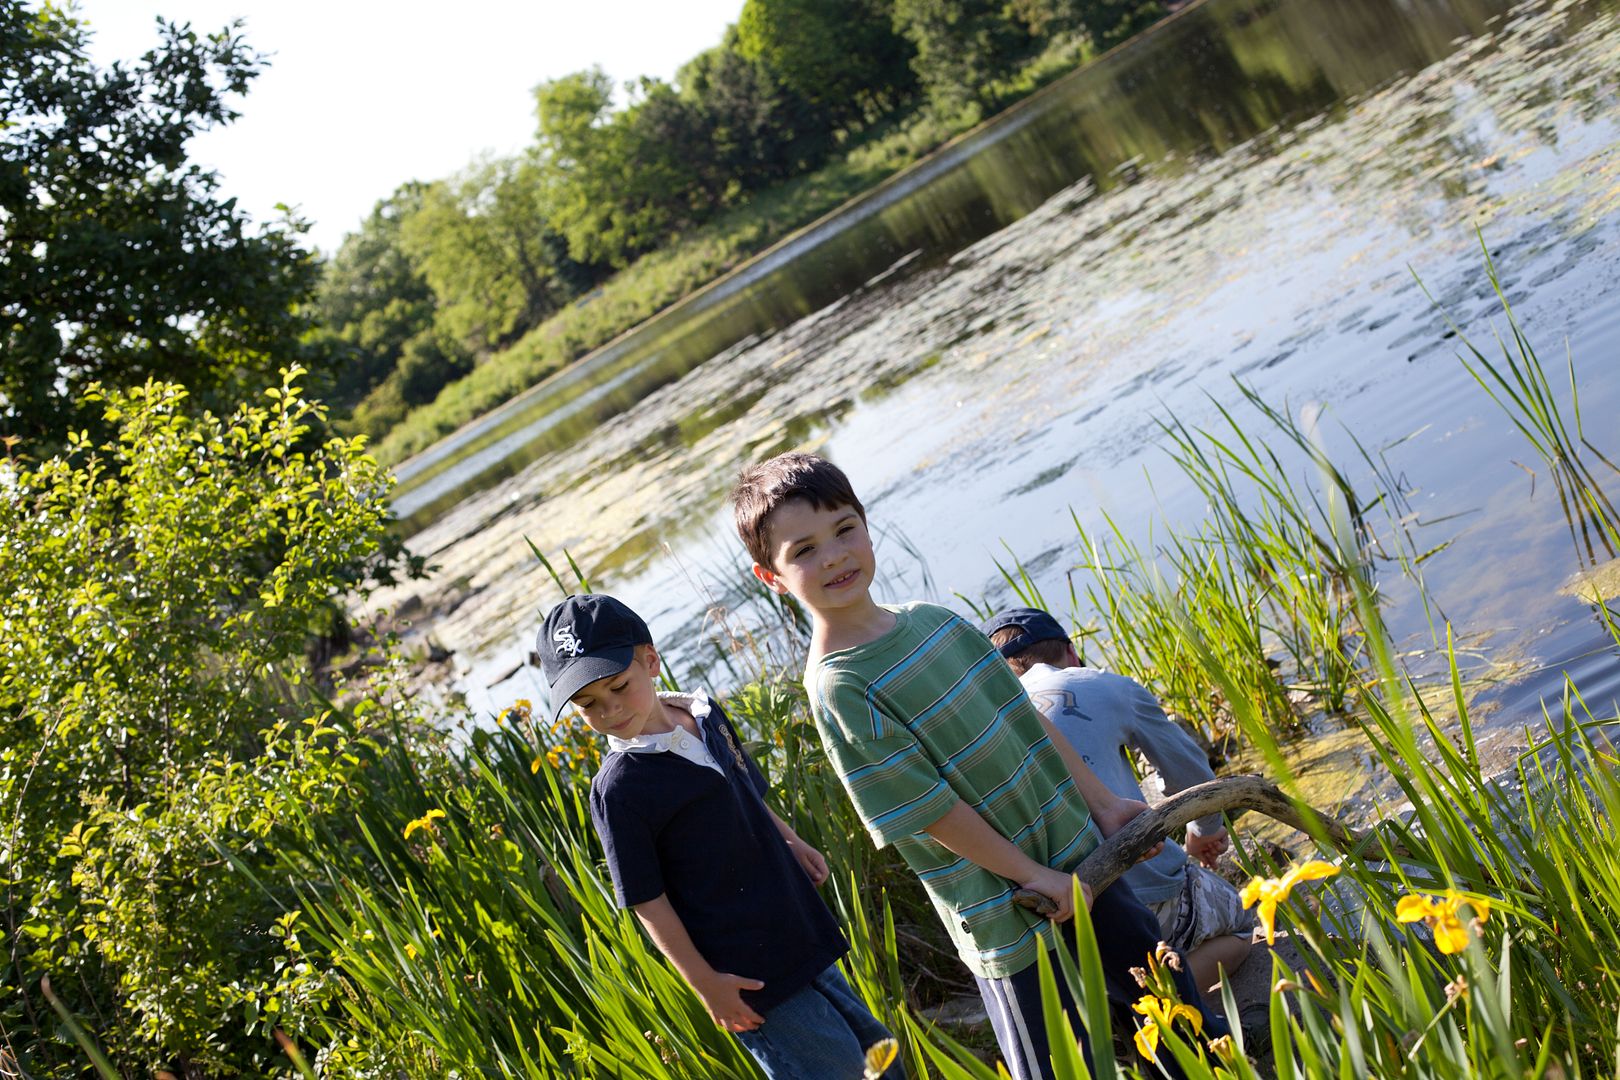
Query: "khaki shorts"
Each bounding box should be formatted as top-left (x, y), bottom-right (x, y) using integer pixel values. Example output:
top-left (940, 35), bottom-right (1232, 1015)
top-left (1147, 862), bottom-right (1258, 954)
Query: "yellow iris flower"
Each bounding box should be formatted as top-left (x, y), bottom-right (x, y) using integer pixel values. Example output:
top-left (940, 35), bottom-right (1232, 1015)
top-left (1131, 993), bottom-right (1202, 1061)
top-left (1395, 889), bottom-right (1490, 954)
top-left (1134, 1019), bottom-right (1160, 1062)
top-left (1239, 860), bottom-right (1340, 944)
top-left (402, 808), bottom-right (446, 839)
top-left (862, 1037), bottom-right (898, 1079)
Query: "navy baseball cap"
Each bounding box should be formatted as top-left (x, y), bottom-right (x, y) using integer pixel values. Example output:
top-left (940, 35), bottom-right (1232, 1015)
top-left (979, 607), bottom-right (1068, 658)
top-left (538, 594), bottom-right (653, 721)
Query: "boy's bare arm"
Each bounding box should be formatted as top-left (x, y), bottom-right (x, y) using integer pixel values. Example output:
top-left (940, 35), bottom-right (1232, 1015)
top-left (632, 895), bottom-right (766, 1032)
top-left (1036, 714), bottom-right (1163, 858)
top-left (766, 807), bottom-right (829, 885)
top-left (922, 801), bottom-right (1094, 920)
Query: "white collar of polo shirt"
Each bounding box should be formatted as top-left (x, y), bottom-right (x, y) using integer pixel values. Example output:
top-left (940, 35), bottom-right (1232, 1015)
top-left (607, 687), bottom-right (722, 774)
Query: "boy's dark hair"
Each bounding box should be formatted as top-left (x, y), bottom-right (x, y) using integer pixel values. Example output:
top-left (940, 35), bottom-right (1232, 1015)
top-left (988, 626), bottom-right (1071, 675)
top-left (731, 452), bottom-right (866, 568)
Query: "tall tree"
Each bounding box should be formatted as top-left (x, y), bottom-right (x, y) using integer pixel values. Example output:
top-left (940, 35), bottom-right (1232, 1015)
top-left (1010, 0), bottom-right (1165, 48)
top-left (0, 5), bottom-right (318, 447)
top-left (891, 0), bottom-right (1037, 107)
top-left (734, 0), bottom-right (916, 129)
top-left (536, 69), bottom-right (715, 266)
top-left (400, 153), bottom-right (599, 347)
top-left (679, 41), bottom-right (833, 188)
top-left (313, 182), bottom-right (439, 414)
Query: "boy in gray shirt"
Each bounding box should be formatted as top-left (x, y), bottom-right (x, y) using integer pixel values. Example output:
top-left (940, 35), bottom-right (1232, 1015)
top-left (982, 607), bottom-right (1256, 993)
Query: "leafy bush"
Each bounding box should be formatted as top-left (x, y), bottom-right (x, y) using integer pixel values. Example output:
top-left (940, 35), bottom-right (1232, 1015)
top-left (0, 373), bottom-right (394, 1075)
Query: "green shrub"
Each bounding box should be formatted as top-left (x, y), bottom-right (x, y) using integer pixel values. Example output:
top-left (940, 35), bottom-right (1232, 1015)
top-left (0, 373), bottom-right (394, 1075)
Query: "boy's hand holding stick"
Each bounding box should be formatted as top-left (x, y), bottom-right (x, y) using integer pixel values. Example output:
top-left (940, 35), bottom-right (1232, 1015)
top-left (1183, 828), bottom-right (1229, 868)
top-left (1017, 868), bottom-right (1093, 921)
top-left (1090, 796), bottom-right (1166, 863)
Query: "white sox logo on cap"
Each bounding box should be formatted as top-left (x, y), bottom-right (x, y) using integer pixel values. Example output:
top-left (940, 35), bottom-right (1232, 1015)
top-left (552, 625), bottom-right (584, 657)
top-left (539, 594), bottom-right (653, 723)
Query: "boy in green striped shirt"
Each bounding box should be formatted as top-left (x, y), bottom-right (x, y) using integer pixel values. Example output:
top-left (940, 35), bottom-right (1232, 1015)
top-left (731, 452), bottom-right (1226, 1080)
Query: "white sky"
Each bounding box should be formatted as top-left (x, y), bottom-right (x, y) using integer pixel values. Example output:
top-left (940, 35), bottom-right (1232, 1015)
top-left (76, 0), bottom-right (746, 254)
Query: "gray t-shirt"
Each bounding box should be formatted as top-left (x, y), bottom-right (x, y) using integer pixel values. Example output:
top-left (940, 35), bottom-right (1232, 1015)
top-left (1018, 663), bottom-right (1220, 905)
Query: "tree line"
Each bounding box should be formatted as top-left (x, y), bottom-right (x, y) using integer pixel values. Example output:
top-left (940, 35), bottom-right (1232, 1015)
top-left (2, 0), bottom-right (1165, 452)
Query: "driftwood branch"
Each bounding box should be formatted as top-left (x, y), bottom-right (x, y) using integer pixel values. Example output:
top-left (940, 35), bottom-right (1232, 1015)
top-left (1016, 774), bottom-right (1414, 913)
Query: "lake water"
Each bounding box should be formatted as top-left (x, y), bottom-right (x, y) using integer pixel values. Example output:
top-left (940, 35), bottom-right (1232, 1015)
top-left (377, 0), bottom-right (1620, 813)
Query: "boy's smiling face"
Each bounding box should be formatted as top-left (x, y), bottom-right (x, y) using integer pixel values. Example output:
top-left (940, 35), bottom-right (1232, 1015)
top-left (752, 499), bottom-right (876, 615)
top-left (569, 644), bottom-right (667, 739)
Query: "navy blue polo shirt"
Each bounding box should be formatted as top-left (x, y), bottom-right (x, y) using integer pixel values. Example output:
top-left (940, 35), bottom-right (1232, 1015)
top-left (588, 690), bottom-right (847, 1013)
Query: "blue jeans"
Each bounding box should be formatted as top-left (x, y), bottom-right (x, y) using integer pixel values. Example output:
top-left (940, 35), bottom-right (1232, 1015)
top-left (736, 964), bottom-right (905, 1080)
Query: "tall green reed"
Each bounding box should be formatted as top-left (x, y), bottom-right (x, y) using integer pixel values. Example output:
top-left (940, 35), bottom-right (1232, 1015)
top-left (1425, 239), bottom-right (1620, 566)
top-left (1052, 379), bottom-right (1444, 745)
top-left (915, 448), bottom-right (1620, 1078)
top-left (1074, 506), bottom-right (1300, 744)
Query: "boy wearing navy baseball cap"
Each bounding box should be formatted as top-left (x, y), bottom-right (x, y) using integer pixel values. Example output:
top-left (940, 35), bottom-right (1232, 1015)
top-left (539, 594), bottom-right (903, 1080)
top-left (981, 607), bottom-right (1256, 996)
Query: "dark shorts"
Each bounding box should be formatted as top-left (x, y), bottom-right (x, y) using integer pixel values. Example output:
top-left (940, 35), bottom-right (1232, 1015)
top-left (973, 878), bottom-right (1229, 1080)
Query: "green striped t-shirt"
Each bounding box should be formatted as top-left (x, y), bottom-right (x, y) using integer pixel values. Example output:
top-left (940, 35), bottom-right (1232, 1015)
top-left (805, 602), bottom-right (1099, 978)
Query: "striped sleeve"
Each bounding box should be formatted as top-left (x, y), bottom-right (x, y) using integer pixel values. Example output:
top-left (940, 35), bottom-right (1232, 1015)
top-left (811, 667), bottom-right (959, 848)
